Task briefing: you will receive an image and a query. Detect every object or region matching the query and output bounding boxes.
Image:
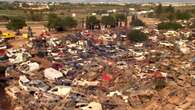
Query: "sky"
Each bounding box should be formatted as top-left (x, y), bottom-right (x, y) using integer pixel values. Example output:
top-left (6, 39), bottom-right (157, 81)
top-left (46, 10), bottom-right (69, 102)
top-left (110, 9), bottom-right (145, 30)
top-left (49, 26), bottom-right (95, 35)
top-left (1, 0), bottom-right (195, 3)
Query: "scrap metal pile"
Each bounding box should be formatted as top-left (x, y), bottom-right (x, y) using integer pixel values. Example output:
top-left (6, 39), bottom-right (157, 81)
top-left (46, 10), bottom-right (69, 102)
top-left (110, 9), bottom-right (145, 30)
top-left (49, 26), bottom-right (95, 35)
top-left (2, 28), bottom-right (195, 110)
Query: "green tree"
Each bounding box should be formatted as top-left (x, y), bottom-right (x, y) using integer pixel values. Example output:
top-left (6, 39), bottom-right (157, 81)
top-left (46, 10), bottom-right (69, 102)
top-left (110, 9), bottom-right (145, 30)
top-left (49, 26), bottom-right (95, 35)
top-left (127, 30), bottom-right (148, 42)
top-left (47, 14), bottom-right (77, 32)
top-left (167, 13), bottom-right (176, 21)
top-left (0, 15), bottom-right (9, 22)
top-left (157, 22), bottom-right (182, 30)
top-left (86, 16), bottom-right (100, 30)
top-left (63, 16), bottom-right (77, 29)
top-left (101, 15), bottom-right (116, 28)
top-left (190, 20), bottom-right (195, 28)
top-left (47, 13), bottom-right (62, 31)
top-left (155, 4), bottom-right (163, 15)
top-left (29, 11), bottom-right (43, 21)
top-left (114, 13), bottom-right (127, 27)
top-left (6, 17), bottom-right (26, 33)
top-left (130, 14), bottom-right (145, 27)
top-left (176, 11), bottom-right (191, 20)
top-left (165, 5), bottom-right (175, 13)
top-left (0, 1), bottom-right (14, 10)
top-left (155, 4), bottom-right (177, 20)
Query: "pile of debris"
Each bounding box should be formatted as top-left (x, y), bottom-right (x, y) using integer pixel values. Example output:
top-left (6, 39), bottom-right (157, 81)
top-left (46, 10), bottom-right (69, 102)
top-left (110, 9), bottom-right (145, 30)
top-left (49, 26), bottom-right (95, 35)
top-left (2, 28), bottom-right (195, 110)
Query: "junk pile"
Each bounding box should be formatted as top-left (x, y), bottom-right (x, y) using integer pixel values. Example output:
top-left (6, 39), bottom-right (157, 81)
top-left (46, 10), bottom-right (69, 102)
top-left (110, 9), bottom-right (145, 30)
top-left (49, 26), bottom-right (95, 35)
top-left (2, 28), bottom-right (195, 110)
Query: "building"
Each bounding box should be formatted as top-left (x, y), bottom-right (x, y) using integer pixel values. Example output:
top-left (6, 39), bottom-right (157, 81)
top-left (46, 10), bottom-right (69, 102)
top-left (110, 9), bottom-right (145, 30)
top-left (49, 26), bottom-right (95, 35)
top-left (18, 2), bottom-right (50, 10)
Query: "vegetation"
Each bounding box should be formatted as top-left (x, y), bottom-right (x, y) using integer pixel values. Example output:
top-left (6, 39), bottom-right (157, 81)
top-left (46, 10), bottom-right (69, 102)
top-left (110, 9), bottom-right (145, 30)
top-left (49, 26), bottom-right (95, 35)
top-left (47, 14), bottom-right (61, 31)
top-left (127, 30), bottom-right (148, 42)
top-left (154, 4), bottom-right (192, 21)
top-left (0, 1), bottom-right (15, 10)
top-left (190, 20), bottom-right (195, 28)
top-left (86, 16), bottom-right (100, 30)
top-left (155, 4), bottom-right (175, 15)
top-left (101, 15), bottom-right (116, 28)
top-left (155, 4), bottom-right (163, 15)
top-left (28, 11), bottom-right (44, 21)
top-left (176, 11), bottom-right (191, 20)
top-left (157, 22), bottom-right (183, 30)
top-left (0, 15), bottom-right (9, 22)
top-left (114, 13), bottom-right (127, 27)
top-left (63, 16), bottom-right (77, 29)
top-left (47, 14), bottom-right (77, 32)
top-left (85, 14), bottom-right (126, 29)
top-left (6, 17), bottom-right (26, 33)
top-left (165, 5), bottom-right (175, 13)
top-left (130, 14), bottom-right (145, 27)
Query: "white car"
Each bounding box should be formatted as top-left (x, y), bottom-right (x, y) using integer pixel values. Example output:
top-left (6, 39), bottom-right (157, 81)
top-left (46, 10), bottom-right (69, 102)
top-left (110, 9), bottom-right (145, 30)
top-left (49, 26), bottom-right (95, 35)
top-left (17, 61), bottom-right (40, 74)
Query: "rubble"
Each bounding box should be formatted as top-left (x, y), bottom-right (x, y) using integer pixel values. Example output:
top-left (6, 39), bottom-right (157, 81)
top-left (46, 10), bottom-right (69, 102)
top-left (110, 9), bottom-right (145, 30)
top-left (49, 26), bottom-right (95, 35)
top-left (2, 27), bottom-right (195, 110)
top-left (17, 61), bottom-right (40, 74)
top-left (48, 86), bottom-right (71, 96)
top-left (80, 102), bottom-right (102, 110)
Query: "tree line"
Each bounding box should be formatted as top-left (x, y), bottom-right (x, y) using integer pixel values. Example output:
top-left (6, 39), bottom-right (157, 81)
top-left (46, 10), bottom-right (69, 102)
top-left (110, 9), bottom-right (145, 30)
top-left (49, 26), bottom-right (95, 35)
top-left (5, 13), bottom-right (151, 43)
top-left (6, 10), bottom-right (189, 43)
top-left (6, 13), bottom-right (129, 32)
top-left (86, 13), bottom-right (127, 30)
top-left (155, 4), bottom-right (192, 21)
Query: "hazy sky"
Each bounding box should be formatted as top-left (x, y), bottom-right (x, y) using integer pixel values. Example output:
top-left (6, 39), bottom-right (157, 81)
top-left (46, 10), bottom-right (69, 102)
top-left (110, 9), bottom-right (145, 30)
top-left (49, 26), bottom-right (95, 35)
top-left (1, 0), bottom-right (195, 3)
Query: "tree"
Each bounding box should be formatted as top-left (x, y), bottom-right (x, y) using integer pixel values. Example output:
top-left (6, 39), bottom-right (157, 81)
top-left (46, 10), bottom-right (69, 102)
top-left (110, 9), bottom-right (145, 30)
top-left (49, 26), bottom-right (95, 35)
top-left (6, 17), bottom-right (26, 33)
top-left (63, 16), bottom-right (77, 29)
top-left (47, 14), bottom-right (77, 32)
top-left (127, 30), bottom-right (148, 42)
top-left (176, 11), bottom-right (191, 20)
top-left (190, 20), bottom-right (195, 28)
top-left (86, 16), bottom-right (100, 30)
top-left (29, 11), bottom-right (43, 21)
top-left (155, 4), bottom-right (163, 15)
top-left (157, 22), bottom-right (182, 30)
top-left (154, 4), bottom-right (176, 20)
top-left (165, 5), bottom-right (175, 13)
top-left (114, 13), bottom-right (127, 27)
top-left (101, 15), bottom-right (116, 28)
top-left (131, 14), bottom-right (138, 22)
top-left (0, 15), bottom-right (9, 22)
top-left (47, 13), bottom-right (62, 31)
top-left (167, 13), bottom-right (176, 21)
top-left (130, 14), bottom-right (145, 27)
top-left (0, 1), bottom-right (14, 10)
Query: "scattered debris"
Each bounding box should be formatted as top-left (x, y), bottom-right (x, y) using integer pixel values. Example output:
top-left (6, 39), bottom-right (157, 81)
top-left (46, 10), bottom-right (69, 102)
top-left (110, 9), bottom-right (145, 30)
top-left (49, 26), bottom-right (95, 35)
top-left (3, 27), bottom-right (195, 110)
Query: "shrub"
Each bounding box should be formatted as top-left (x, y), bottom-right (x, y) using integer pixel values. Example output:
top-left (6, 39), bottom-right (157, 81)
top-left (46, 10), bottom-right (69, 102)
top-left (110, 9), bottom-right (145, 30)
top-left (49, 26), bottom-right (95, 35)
top-left (130, 14), bottom-right (145, 27)
top-left (157, 22), bottom-right (182, 30)
top-left (127, 30), bottom-right (148, 42)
